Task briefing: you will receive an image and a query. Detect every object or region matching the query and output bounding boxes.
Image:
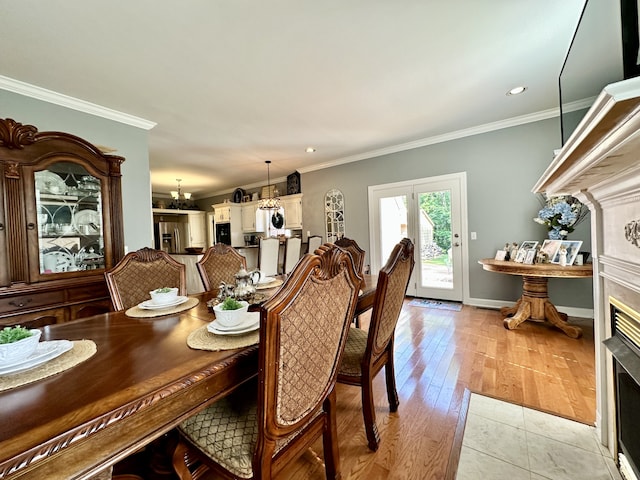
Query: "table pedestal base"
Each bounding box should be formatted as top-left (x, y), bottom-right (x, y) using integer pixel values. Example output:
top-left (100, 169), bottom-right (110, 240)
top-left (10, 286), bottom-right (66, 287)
top-left (500, 275), bottom-right (582, 339)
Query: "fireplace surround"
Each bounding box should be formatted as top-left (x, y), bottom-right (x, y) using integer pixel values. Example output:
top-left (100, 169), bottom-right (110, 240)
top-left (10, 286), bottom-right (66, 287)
top-left (534, 76), bottom-right (640, 478)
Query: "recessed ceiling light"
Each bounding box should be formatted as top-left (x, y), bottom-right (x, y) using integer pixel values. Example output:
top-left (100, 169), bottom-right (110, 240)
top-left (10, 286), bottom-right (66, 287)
top-left (305, 147), bottom-right (316, 153)
top-left (506, 86), bottom-right (527, 96)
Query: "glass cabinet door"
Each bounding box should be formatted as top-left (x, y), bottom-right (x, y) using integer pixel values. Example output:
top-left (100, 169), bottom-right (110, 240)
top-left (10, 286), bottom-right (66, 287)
top-left (34, 161), bottom-right (105, 274)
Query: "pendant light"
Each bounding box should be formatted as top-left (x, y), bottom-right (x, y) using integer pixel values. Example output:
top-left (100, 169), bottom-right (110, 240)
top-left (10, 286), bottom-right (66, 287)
top-left (258, 161), bottom-right (281, 210)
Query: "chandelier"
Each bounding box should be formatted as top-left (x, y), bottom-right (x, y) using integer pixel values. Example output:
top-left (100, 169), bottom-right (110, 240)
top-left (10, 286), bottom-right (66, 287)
top-left (170, 178), bottom-right (192, 208)
top-left (258, 161), bottom-right (281, 210)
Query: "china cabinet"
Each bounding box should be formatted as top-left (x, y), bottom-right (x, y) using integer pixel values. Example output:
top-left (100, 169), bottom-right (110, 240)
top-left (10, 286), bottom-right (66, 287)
top-left (0, 117), bottom-right (125, 328)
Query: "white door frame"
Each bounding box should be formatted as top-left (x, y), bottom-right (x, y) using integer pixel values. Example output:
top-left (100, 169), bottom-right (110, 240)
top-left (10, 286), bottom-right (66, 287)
top-left (368, 172), bottom-right (470, 303)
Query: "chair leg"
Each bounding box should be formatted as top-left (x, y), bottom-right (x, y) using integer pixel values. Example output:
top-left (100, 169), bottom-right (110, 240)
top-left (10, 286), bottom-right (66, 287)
top-left (361, 376), bottom-right (380, 451)
top-left (384, 357), bottom-right (399, 412)
top-left (172, 438), bottom-right (209, 480)
top-left (322, 391), bottom-right (342, 480)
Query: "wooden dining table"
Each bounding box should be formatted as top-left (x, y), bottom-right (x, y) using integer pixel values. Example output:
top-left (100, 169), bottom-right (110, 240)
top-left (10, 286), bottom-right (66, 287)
top-left (0, 274), bottom-right (377, 480)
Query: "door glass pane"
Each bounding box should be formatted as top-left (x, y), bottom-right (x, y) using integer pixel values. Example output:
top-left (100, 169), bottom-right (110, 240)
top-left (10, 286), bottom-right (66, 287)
top-left (379, 195), bottom-right (407, 266)
top-left (418, 190), bottom-right (452, 289)
top-left (35, 162), bottom-right (104, 274)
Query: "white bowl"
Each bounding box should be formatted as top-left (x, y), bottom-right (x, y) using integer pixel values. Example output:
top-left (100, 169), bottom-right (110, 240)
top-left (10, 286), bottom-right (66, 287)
top-left (149, 287), bottom-right (179, 305)
top-left (0, 329), bottom-right (42, 364)
top-left (213, 301), bottom-right (250, 327)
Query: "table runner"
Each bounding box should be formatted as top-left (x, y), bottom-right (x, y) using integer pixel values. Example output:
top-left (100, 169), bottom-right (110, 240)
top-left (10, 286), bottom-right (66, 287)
top-left (0, 339), bottom-right (97, 392)
top-left (125, 297), bottom-right (199, 318)
top-left (187, 324), bottom-right (259, 351)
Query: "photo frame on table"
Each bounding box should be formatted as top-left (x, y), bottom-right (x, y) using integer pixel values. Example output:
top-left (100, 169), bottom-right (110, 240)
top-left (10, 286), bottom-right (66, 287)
top-left (495, 249), bottom-right (507, 261)
top-left (514, 248), bottom-right (528, 263)
top-left (550, 240), bottom-right (583, 265)
top-left (514, 240), bottom-right (538, 263)
top-left (540, 239), bottom-right (562, 260)
top-left (524, 249), bottom-right (537, 265)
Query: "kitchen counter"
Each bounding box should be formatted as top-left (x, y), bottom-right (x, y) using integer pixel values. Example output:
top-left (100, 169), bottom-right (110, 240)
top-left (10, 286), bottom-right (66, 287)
top-left (170, 254), bottom-right (204, 294)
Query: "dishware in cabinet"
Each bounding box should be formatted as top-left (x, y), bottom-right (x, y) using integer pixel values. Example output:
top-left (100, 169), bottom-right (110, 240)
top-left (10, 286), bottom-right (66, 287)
top-left (0, 117), bottom-right (125, 326)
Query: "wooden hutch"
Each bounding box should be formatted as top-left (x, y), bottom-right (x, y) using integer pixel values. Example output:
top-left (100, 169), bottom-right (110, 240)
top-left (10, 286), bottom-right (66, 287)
top-left (0, 117), bottom-right (125, 327)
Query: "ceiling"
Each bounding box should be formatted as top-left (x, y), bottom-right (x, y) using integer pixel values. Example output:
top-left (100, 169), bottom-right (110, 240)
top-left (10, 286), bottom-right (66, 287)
top-left (0, 1), bottom-right (591, 197)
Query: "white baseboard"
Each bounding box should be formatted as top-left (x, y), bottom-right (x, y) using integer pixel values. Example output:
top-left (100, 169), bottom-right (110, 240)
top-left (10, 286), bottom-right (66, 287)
top-left (464, 297), bottom-right (594, 319)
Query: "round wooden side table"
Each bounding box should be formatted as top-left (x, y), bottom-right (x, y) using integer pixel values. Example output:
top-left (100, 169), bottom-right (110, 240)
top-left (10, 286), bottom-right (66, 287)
top-left (478, 258), bottom-right (593, 338)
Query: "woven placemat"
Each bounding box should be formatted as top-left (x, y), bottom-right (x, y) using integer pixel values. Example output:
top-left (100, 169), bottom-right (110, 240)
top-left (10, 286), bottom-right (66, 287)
top-left (125, 297), bottom-right (199, 318)
top-left (0, 339), bottom-right (97, 392)
top-left (187, 324), bottom-right (259, 351)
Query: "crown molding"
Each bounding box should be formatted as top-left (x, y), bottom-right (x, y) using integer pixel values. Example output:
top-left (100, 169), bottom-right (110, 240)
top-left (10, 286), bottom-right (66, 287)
top-left (0, 75), bottom-right (156, 130)
top-left (297, 106), bottom-right (563, 174)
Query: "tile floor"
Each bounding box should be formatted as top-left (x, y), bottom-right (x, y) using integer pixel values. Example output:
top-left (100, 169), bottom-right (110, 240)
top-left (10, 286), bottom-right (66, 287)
top-left (456, 393), bottom-right (624, 480)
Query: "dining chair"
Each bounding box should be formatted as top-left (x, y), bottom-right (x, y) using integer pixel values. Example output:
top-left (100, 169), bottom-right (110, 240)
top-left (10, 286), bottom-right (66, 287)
top-left (335, 237), bottom-right (367, 327)
top-left (172, 244), bottom-right (362, 480)
top-left (307, 234), bottom-right (323, 253)
top-left (104, 247), bottom-right (186, 311)
top-left (196, 243), bottom-right (246, 291)
top-left (337, 238), bottom-right (415, 451)
top-left (282, 236), bottom-right (302, 274)
top-left (258, 236), bottom-right (279, 276)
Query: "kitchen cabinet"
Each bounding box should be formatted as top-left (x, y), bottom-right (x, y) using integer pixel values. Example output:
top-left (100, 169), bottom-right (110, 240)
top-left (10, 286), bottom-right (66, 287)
top-left (0, 117), bottom-right (125, 327)
top-left (241, 202), bottom-right (266, 233)
top-left (282, 194), bottom-right (303, 229)
top-left (213, 204), bottom-right (232, 223)
top-left (187, 211), bottom-right (206, 247)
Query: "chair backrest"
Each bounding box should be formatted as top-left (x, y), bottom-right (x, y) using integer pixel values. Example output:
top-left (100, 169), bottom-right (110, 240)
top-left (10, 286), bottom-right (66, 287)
top-left (196, 243), bottom-right (246, 291)
top-left (335, 237), bottom-right (366, 275)
top-left (258, 237), bottom-right (280, 276)
top-left (367, 238), bottom-right (415, 360)
top-left (104, 247), bottom-right (186, 311)
top-left (258, 244), bottom-right (362, 450)
top-left (282, 237), bottom-right (302, 274)
top-left (307, 235), bottom-right (323, 253)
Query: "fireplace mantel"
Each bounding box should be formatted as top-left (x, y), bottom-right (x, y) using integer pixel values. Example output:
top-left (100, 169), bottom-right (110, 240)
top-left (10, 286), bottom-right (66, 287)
top-left (534, 76), bottom-right (640, 196)
top-left (533, 75), bottom-right (640, 478)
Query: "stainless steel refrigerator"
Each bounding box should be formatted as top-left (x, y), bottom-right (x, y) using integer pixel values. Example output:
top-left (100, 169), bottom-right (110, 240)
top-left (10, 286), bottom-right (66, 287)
top-left (154, 221), bottom-right (188, 253)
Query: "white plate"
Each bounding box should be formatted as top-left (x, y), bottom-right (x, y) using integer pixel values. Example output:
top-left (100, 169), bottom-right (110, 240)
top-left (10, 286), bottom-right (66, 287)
top-left (255, 278), bottom-right (283, 290)
top-left (257, 276), bottom-right (276, 285)
top-left (0, 340), bottom-right (73, 375)
top-left (73, 210), bottom-right (100, 230)
top-left (42, 250), bottom-right (74, 273)
top-left (34, 170), bottom-right (68, 195)
top-left (138, 295), bottom-right (188, 310)
top-left (208, 312), bottom-right (260, 335)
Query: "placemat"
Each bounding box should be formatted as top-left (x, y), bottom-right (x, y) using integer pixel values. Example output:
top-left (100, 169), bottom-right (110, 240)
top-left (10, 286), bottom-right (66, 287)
top-left (187, 324), bottom-right (259, 351)
top-left (0, 339), bottom-right (97, 392)
top-left (125, 297), bottom-right (199, 318)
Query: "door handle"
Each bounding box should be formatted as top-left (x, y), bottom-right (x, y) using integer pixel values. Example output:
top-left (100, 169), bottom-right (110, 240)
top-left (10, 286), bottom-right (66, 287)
top-left (454, 242), bottom-right (460, 247)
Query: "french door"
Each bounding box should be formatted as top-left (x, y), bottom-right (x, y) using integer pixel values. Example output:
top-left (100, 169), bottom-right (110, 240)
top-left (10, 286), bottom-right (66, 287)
top-left (368, 172), bottom-right (467, 302)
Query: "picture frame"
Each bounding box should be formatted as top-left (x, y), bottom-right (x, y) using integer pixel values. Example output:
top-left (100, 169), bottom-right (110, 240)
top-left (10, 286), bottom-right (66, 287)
top-left (495, 249), bottom-right (507, 261)
top-left (514, 248), bottom-right (528, 263)
top-left (515, 241), bottom-right (538, 263)
top-left (524, 249), bottom-right (537, 265)
top-left (550, 240), bottom-right (583, 265)
top-left (540, 239), bottom-right (562, 261)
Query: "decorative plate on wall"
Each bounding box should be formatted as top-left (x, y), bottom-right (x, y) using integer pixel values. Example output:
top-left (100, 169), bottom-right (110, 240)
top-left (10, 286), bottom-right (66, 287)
top-left (232, 188), bottom-right (245, 203)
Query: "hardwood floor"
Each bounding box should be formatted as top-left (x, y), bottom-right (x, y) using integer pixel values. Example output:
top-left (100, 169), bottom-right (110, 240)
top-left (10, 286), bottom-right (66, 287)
top-left (119, 300), bottom-right (595, 479)
top-left (278, 300), bottom-right (596, 480)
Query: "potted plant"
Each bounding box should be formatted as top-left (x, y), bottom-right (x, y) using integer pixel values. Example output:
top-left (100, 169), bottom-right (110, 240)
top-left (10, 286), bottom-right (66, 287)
top-left (0, 326), bottom-right (41, 364)
top-left (213, 297), bottom-right (249, 327)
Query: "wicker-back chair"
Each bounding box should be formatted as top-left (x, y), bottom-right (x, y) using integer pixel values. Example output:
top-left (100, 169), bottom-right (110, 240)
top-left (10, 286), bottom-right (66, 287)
top-left (196, 243), bottom-right (246, 291)
top-left (335, 236), bottom-right (366, 277)
top-left (337, 238), bottom-right (415, 451)
top-left (172, 244), bottom-right (362, 480)
top-left (104, 247), bottom-right (186, 311)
